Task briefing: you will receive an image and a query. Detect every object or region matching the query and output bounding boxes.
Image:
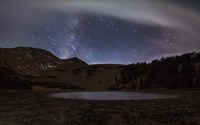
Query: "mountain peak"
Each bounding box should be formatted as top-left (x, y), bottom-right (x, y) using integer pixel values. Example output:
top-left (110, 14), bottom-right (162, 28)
top-left (64, 57), bottom-right (88, 66)
top-left (70, 57), bottom-right (80, 60)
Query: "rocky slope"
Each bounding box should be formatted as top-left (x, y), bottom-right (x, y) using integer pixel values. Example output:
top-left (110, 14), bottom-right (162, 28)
top-left (0, 47), bottom-right (123, 90)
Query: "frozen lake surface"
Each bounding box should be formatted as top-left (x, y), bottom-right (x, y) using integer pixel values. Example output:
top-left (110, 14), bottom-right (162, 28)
top-left (51, 91), bottom-right (178, 100)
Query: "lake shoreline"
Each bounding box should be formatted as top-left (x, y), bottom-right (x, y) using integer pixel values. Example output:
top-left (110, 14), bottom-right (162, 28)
top-left (0, 90), bottom-right (200, 125)
top-left (50, 91), bottom-right (178, 101)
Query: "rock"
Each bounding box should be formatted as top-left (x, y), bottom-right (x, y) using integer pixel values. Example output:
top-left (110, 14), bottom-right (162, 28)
top-left (106, 114), bottom-right (123, 125)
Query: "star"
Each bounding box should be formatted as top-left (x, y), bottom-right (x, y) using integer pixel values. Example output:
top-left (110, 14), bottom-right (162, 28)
top-left (0, 0), bottom-right (200, 64)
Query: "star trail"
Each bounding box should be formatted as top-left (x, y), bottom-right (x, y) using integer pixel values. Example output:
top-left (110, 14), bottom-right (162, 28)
top-left (0, 0), bottom-right (200, 64)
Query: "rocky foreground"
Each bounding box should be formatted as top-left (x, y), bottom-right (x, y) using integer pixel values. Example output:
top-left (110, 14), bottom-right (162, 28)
top-left (0, 90), bottom-right (200, 125)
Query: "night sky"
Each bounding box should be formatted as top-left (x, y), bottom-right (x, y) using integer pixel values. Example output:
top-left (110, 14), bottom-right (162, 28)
top-left (0, 0), bottom-right (200, 64)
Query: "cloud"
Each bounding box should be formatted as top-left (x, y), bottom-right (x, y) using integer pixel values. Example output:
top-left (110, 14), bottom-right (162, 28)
top-left (1, 0), bottom-right (200, 39)
top-left (0, 0), bottom-right (200, 33)
top-left (32, 0), bottom-right (200, 35)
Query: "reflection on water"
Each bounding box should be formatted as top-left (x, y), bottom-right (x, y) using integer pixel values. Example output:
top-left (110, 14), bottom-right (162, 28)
top-left (51, 92), bottom-right (178, 100)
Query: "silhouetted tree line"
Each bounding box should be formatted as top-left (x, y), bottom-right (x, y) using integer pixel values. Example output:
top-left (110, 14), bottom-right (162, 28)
top-left (121, 52), bottom-right (200, 89)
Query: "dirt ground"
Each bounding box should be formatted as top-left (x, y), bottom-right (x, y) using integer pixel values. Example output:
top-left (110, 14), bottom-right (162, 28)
top-left (0, 90), bottom-right (200, 125)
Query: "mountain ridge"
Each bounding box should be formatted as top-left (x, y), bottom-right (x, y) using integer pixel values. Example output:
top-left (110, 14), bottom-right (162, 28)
top-left (0, 47), bottom-right (121, 90)
top-left (1, 47), bottom-right (200, 90)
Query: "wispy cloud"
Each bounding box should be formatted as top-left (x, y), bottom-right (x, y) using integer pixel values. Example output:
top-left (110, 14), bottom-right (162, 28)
top-left (33, 0), bottom-right (200, 35)
top-left (1, 0), bottom-right (200, 36)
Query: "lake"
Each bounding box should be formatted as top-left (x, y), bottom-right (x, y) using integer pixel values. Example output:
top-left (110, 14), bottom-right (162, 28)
top-left (51, 91), bottom-right (177, 100)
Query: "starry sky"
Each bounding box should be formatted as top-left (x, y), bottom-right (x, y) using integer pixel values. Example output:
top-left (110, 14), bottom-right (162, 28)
top-left (0, 0), bottom-right (200, 64)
